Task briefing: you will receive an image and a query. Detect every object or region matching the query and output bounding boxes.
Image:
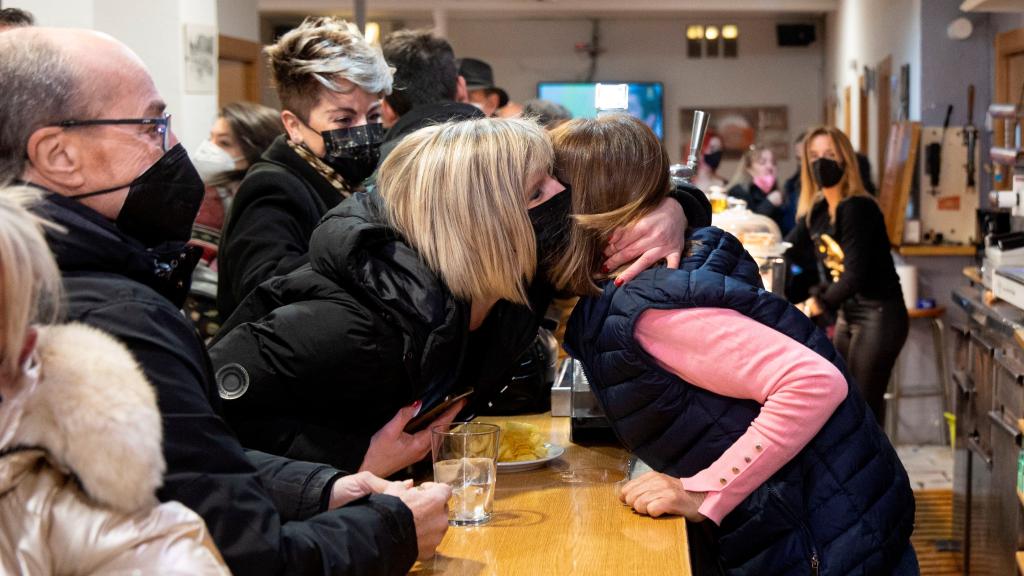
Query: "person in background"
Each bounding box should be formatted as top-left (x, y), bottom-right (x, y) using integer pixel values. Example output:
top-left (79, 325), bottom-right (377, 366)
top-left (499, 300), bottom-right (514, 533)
top-left (0, 189), bottom-right (229, 575)
top-left (787, 126), bottom-right (907, 425)
top-left (186, 102), bottom-right (282, 339)
top-left (3, 26), bottom-right (450, 574)
top-left (218, 17), bottom-right (392, 319)
top-left (726, 144), bottom-right (784, 229)
top-left (693, 133), bottom-right (727, 193)
top-left (0, 6), bottom-right (33, 31)
top-left (522, 98), bottom-right (572, 130)
top-left (378, 29), bottom-right (483, 161)
top-left (497, 100), bottom-right (525, 118)
top-left (781, 131), bottom-right (805, 235)
top-left (549, 114), bottom-right (917, 575)
top-left (458, 57), bottom-right (509, 117)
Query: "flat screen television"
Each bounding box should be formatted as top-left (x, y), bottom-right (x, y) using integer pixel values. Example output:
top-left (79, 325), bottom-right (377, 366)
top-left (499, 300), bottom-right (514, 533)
top-left (537, 82), bottom-right (664, 139)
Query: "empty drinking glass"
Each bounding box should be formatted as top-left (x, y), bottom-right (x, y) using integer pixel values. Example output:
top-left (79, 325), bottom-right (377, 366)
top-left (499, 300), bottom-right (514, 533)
top-left (431, 422), bottom-right (500, 526)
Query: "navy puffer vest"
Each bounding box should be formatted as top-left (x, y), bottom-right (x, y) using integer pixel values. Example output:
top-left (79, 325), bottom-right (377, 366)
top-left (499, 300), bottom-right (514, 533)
top-left (564, 227), bottom-right (915, 575)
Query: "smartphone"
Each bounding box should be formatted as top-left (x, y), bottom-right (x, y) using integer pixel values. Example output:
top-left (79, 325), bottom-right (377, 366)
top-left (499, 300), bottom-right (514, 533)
top-left (403, 388), bottom-right (473, 434)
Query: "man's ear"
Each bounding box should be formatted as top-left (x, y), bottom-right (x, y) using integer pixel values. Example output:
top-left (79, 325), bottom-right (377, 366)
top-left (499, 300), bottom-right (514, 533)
top-left (455, 75), bottom-right (469, 103)
top-left (24, 127), bottom-right (85, 189)
top-left (381, 99), bottom-right (399, 128)
top-left (281, 110), bottom-right (305, 145)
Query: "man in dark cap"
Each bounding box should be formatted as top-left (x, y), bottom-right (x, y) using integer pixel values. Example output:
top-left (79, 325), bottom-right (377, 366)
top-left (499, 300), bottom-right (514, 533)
top-left (458, 57), bottom-right (509, 117)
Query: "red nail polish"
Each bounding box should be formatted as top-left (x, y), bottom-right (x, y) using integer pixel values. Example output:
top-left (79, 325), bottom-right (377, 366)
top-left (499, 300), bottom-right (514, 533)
top-left (614, 278), bottom-right (623, 287)
top-left (411, 400), bottom-right (422, 409)
top-left (601, 265), bottom-right (609, 274)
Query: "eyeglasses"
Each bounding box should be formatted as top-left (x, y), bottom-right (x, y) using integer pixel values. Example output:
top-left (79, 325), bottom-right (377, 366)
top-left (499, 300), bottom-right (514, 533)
top-left (50, 113), bottom-right (172, 152)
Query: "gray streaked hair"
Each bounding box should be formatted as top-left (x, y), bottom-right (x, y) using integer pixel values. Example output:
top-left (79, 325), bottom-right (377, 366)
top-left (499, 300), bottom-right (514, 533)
top-left (522, 99), bottom-right (573, 130)
top-left (266, 17), bottom-right (393, 121)
top-left (0, 32), bottom-right (85, 185)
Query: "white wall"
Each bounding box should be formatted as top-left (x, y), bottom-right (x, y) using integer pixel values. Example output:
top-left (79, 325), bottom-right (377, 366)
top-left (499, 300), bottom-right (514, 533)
top-left (435, 17), bottom-right (824, 176)
top-left (218, 0), bottom-right (259, 42)
top-left (825, 0), bottom-right (921, 177)
top-left (9, 0), bottom-right (218, 155)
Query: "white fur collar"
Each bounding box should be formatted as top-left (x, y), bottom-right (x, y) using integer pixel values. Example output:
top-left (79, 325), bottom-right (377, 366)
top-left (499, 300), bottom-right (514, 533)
top-left (4, 323), bottom-right (164, 513)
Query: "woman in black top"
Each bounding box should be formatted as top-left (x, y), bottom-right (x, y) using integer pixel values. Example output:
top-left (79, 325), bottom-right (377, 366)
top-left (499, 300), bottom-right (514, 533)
top-left (786, 126), bottom-right (907, 424)
top-left (726, 144), bottom-right (784, 229)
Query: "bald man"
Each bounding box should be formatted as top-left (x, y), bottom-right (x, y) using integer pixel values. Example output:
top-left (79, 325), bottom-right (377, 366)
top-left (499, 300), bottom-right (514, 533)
top-left (1, 28), bottom-right (449, 576)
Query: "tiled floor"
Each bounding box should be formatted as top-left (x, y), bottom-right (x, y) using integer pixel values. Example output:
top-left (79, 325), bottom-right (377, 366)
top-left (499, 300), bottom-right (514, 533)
top-left (896, 444), bottom-right (954, 490)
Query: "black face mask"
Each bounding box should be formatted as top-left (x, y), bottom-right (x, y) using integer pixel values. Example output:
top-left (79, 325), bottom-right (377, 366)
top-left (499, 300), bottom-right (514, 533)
top-left (70, 143), bottom-right (204, 247)
top-left (528, 187), bottom-right (573, 282)
top-left (703, 150), bottom-right (723, 171)
top-left (811, 157), bottom-right (845, 189)
top-left (321, 123), bottom-right (385, 186)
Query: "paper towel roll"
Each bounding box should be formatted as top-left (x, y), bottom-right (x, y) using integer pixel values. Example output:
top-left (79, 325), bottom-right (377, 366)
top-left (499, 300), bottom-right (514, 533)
top-left (896, 264), bottom-right (918, 310)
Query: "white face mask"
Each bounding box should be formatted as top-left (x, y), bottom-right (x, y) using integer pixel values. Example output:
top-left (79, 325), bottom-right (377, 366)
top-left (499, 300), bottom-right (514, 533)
top-left (0, 352), bottom-right (40, 449)
top-left (192, 139), bottom-right (243, 183)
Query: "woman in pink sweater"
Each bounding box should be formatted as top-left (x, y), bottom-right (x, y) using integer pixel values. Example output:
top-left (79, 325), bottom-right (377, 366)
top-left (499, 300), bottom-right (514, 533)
top-left (547, 114), bottom-right (917, 575)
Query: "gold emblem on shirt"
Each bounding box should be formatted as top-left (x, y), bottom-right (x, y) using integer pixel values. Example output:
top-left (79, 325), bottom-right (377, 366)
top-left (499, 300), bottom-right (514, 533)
top-left (817, 233), bottom-right (845, 282)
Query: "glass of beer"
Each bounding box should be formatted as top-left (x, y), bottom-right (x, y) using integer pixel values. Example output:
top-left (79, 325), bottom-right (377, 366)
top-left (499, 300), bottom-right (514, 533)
top-left (431, 422), bottom-right (500, 526)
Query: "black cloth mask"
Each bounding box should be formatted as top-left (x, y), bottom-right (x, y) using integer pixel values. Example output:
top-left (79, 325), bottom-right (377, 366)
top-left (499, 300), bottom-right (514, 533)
top-left (70, 143), bottom-right (204, 247)
top-left (322, 123), bottom-right (385, 186)
top-left (811, 157), bottom-right (845, 189)
top-left (703, 150), bottom-right (723, 171)
top-left (528, 187), bottom-right (573, 282)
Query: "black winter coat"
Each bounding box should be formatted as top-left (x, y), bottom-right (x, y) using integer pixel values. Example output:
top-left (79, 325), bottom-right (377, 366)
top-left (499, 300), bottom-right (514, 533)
top-left (210, 191), bottom-right (470, 471)
top-left (35, 192), bottom-right (419, 576)
top-left (218, 135), bottom-right (348, 319)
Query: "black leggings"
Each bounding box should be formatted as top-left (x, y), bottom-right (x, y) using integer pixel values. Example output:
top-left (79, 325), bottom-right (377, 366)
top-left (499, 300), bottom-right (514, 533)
top-left (833, 295), bottom-right (909, 425)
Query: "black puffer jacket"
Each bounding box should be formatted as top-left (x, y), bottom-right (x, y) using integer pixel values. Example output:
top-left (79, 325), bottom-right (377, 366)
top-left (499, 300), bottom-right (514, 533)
top-left (210, 191), bottom-right (470, 471)
top-left (35, 192), bottom-right (419, 576)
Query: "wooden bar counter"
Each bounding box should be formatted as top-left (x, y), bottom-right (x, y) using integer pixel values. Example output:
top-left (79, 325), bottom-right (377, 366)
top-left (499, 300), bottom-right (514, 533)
top-left (411, 413), bottom-right (691, 575)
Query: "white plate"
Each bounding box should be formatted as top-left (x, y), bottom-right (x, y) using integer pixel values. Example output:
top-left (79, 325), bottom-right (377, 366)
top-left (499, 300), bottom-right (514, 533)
top-left (496, 444), bottom-right (565, 473)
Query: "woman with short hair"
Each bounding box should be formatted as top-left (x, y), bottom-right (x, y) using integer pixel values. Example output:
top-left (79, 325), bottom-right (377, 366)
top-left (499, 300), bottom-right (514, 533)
top-left (549, 114), bottom-right (917, 575)
top-left (218, 17), bottom-right (394, 319)
top-left (0, 188), bottom-right (229, 574)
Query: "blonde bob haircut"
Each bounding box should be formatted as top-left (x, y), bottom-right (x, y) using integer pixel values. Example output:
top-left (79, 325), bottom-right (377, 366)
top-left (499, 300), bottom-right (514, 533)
top-left (0, 187), bottom-right (62, 380)
top-left (797, 125), bottom-right (869, 221)
top-left (549, 113), bottom-right (671, 296)
top-left (266, 16), bottom-right (394, 122)
top-left (376, 117), bottom-right (551, 306)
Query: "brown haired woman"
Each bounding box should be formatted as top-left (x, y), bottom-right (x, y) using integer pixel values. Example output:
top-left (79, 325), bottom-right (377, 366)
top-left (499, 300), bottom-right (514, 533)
top-left (550, 114), bottom-right (917, 575)
top-left (786, 126), bottom-right (908, 424)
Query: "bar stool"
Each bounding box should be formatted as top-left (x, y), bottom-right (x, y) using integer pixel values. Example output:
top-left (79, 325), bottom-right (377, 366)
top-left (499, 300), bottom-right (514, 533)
top-left (884, 306), bottom-right (950, 445)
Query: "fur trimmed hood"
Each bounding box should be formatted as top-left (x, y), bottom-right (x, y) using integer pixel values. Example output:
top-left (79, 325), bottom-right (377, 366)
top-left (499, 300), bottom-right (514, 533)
top-left (0, 323), bottom-right (164, 513)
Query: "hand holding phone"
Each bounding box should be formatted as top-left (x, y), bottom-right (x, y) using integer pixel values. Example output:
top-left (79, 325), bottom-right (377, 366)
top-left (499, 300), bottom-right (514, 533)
top-left (403, 389), bottom-right (473, 434)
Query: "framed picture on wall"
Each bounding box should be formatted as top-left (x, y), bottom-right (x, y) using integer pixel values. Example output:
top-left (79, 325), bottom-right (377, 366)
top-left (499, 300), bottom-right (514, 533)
top-left (680, 106), bottom-right (789, 160)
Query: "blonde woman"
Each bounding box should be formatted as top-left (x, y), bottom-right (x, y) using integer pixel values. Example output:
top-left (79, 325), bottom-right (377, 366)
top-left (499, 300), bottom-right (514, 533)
top-left (0, 189), bottom-right (228, 574)
top-left (548, 115), bottom-right (917, 575)
top-left (210, 117), bottom-right (560, 475)
top-left (726, 144), bottom-right (784, 228)
top-left (219, 16), bottom-right (395, 319)
top-left (787, 126), bottom-right (908, 423)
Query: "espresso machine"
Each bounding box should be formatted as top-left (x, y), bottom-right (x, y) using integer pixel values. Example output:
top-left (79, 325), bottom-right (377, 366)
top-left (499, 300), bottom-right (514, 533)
top-left (562, 99), bottom-right (711, 444)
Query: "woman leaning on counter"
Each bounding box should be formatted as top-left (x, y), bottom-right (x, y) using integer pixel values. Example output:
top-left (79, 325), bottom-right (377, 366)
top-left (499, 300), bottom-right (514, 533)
top-left (550, 115), bottom-right (917, 575)
top-left (786, 126), bottom-right (908, 424)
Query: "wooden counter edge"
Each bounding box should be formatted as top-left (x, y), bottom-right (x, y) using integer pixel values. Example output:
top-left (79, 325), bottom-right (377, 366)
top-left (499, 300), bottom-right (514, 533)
top-left (898, 245), bottom-right (975, 257)
top-left (963, 266), bottom-right (983, 285)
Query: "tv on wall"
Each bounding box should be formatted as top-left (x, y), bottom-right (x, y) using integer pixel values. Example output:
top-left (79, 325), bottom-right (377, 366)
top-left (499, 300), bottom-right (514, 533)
top-left (537, 82), bottom-right (664, 139)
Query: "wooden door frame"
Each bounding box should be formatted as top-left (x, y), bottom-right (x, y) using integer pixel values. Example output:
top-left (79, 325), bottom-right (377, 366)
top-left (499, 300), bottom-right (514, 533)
top-left (858, 75), bottom-right (869, 153)
top-left (994, 28), bottom-right (1024, 189)
top-left (219, 35), bottom-right (263, 105)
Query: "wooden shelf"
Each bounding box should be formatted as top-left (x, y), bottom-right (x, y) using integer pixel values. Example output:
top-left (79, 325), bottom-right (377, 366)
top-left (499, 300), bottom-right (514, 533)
top-left (1019, 419), bottom-right (1024, 435)
top-left (1017, 550), bottom-right (1024, 575)
top-left (898, 244), bottom-right (976, 256)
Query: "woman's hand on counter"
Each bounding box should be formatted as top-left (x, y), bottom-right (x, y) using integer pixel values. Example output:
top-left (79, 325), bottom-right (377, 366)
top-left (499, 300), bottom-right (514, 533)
top-left (798, 296), bottom-right (824, 318)
top-left (619, 471), bottom-right (707, 522)
top-left (359, 399), bottom-right (465, 478)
